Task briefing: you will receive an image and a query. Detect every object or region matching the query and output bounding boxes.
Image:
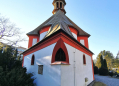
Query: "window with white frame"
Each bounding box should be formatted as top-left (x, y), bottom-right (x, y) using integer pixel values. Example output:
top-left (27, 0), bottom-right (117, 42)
top-left (80, 40), bottom-right (85, 46)
top-left (32, 38), bottom-right (37, 46)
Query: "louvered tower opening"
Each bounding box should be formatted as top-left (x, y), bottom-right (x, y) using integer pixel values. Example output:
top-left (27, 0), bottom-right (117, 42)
top-left (60, 2), bottom-right (62, 9)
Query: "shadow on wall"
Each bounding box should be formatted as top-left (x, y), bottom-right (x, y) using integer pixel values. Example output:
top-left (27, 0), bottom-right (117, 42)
top-left (23, 43), bottom-right (61, 86)
top-left (35, 56), bottom-right (61, 86)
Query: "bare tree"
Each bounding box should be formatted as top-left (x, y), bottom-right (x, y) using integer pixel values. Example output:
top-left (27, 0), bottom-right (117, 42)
top-left (0, 14), bottom-right (26, 46)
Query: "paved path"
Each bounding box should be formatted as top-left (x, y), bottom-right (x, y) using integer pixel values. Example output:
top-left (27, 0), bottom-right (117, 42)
top-left (95, 75), bottom-right (119, 86)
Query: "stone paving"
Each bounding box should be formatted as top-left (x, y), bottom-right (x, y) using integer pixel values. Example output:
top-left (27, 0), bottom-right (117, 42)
top-left (95, 74), bottom-right (119, 86)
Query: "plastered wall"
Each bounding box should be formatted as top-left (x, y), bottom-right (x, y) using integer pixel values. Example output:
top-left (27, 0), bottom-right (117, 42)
top-left (23, 41), bottom-right (93, 86)
top-left (23, 43), bottom-right (61, 86)
top-left (61, 43), bottom-right (93, 86)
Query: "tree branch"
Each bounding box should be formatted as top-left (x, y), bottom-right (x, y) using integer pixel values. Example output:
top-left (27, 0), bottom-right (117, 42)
top-left (0, 14), bottom-right (27, 46)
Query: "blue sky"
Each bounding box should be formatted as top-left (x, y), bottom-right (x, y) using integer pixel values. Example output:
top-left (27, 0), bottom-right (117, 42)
top-left (0, 0), bottom-right (119, 59)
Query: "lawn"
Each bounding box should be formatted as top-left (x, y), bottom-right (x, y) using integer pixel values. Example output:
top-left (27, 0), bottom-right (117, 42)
top-left (93, 81), bottom-right (107, 86)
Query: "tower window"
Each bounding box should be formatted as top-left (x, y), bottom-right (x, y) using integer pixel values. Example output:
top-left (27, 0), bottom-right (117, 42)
top-left (31, 54), bottom-right (35, 65)
top-left (83, 54), bottom-right (86, 64)
top-left (55, 48), bottom-right (66, 61)
top-left (57, 2), bottom-right (59, 9)
top-left (60, 2), bottom-right (62, 9)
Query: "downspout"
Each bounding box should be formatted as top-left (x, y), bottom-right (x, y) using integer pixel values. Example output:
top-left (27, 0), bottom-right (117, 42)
top-left (73, 48), bottom-right (76, 86)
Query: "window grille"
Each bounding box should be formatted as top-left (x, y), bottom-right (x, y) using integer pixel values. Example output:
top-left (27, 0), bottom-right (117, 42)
top-left (55, 48), bottom-right (66, 61)
top-left (38, 65), bottom-right (43, 74)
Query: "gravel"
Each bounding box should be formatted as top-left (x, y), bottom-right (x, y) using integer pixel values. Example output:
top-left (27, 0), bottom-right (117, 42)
top-left (95, 75), bottom-right (119, 86)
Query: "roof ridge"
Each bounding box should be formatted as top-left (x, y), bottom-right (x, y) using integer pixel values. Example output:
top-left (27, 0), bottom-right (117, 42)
top-left (66, 16), bottom-right (90, 36)
top-left (27, 14), bottom-right (55, 35)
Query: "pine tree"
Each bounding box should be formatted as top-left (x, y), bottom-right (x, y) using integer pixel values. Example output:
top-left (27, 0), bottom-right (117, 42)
top-left (100, 55), bottom-right (104, 68)
top-left (99, 56), bottom-right (108, 76)
top-left (104, 59), bottom-right (108, 69)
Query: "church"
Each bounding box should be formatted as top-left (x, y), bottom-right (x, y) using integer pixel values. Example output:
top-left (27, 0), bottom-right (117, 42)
top-left (22, 0), bottom-right (94, 86)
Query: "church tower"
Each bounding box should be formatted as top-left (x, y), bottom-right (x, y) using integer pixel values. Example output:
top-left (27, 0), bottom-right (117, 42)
top-left (52, 0), bottom-right (66, 14)
top-left (22, 0), bottom-right (94, 86)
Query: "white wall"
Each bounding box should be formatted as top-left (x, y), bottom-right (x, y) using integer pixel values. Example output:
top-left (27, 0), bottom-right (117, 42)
top-left (61, 43), bottom-right (93, 86)
top-left (23, 41), bottom-right (93, 86)
top-left (23, 43), bottom-right (61, 86)
top-left (72, 32), bottom-right (77, 40)
top-left (80, 40), bottom-right (85, 46)
top-left (40, 31), bottom-right (48, 41)
top-left (61, 45), bottom-right (75, 86)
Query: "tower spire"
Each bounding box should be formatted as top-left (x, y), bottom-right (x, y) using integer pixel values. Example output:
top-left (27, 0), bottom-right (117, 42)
top-left (52, 0), bottom-right (66, 14)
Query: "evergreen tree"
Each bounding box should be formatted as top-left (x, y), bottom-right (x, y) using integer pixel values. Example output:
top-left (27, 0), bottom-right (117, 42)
top-left (99, 57), bottom-right (108, 76)
top-left (93, 61), bottom-right (95, 68)
top-left (96, 50), bottom-right (114, 69)
top-left (13, 48), bottom-right (18, 60)
top-left (18, 54), bottom-right (21, 60)
top-left (94, 66), bottom-right (99, 74)
top-left (100, 55), bottom-right (104, 68)
top-left (0, 44), bottom-right (3, 66)
top-left (0, 45), bottom-right (35, 86)
top-left (104, 59), bottom-right (108, 69)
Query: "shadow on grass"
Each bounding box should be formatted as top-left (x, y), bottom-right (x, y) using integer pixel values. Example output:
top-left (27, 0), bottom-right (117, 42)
top-left (93, 81), bottom-right (107, 86)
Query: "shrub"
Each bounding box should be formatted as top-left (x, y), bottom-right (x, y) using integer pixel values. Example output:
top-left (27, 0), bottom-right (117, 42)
top-left (0, 61), bottom-right (34, 86)
top-left (94, 66), bottom-right (99, 74)
top-left (114, 72), bottom-right (117, 75)
top-left (99, 67), bottom-right (108, 76)
top-left (0, 46), bottom-right (35, 86)
top-left (0, 65), bottom-right (35, 86)
top-left (109, 71), bottom-right (113, 77)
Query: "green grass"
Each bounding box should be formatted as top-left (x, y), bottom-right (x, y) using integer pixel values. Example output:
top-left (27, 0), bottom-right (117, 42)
top-left (93, 81), bottom-right (107, 86)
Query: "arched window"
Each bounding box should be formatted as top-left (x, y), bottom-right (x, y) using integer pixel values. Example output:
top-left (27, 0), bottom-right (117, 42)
top-left (51, 39), bottom-right (69, 64)
top-left (55, 48), bottom-right (66, 61)
top-left (57, 2), bottom-right (59, 9)
top-left (60, 2), bottom-right (62, 9)
top-left (83, 54), bottom-right (86, 64)
top-left (31, 54), bottom-right (35, 65)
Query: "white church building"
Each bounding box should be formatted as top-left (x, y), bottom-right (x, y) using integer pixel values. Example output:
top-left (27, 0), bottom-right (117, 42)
top-left (22, 0), bottom-right (94, 86)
